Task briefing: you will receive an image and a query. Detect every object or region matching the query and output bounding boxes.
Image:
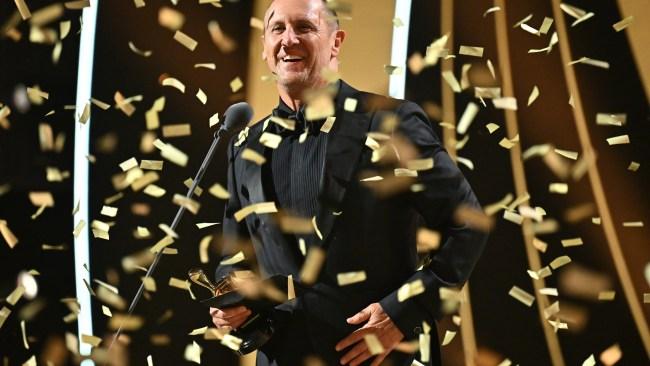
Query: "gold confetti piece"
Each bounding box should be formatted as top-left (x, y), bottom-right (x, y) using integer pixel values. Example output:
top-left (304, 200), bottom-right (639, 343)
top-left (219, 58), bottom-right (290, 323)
top-left (441, 71), bottom-right (461, 93)
top-left (233, 202), bottom-right (277, 222)
top-left (241, 148), bottom-right (266, 165)
top-left (0, 220), bottom-right (19, 248)
top-left (162, 124), bottom-right (191, 138)
top-left (540, 287), bottom-right (558, 296)
top-left (90, 98), bottom-right (110, 110)
top-left (158, 6), bottom-right (185, 30)
top-left (344, 97), bottom-right (358, 112)
top-left (64, 1), bottom-right (90, 9)
top-left (119, 157), bottom-right (138, 171)
top-left (221, 334), bottom-right (241, 352)
top-left (441, 330), bottom-right (457, 346)
top-left (133, 0), bottom-right (145, 8)
top-left (493, 97), bottom-right (517, 110)
top-left (142, 276), bottom-right (157, 292)
top-left (520, 22), bottom-right (539, 35)
top-left (527, 86), bottom-right (539, 106)
top-left (154, 139), bottom-right (189, 167)
top-left (311, 216), bottom-right (323, 239)
top-left (169, 277), bottom-right (190, 290)
top-left (194, 88), bottom-right (208, 105)
top-left (28, 191), bottom-right (54, 207)
top-left (15, 0), bottom-right (33, 20)
top-left (230, 77), bottom-right (243, 93)
top-left (398, 279), bottom-right (425, 302)
top-left (360, 176), bottom-right (383, 182)
top-left (597, 291), bottom-right (615, 301)
top-left (268, 116), bottom-right (295, 131)
top-left (362, 334), bottom-right (384, 355)
top-left (284, 274), bottom-right (296, 300)
top-left (259, 132), bottom-right (282, 149)
top-left (81, 334), bottom-right (102, 347)
top-left (161, 77), bottom-right (186, 93)
top-left (27, 86), bottom-right (49, 101)
top-left (101, 305), bottom-right (112, 317)
top-left (486, 123), bottom-right (500, 134)
top-left (196, 223), bottom-right (218, 230)
top-left (539, 17), bottom-right (554, 34)
top-left (509, 286), bottom-right (535, 307)
top-left (72, 220), bottom-right (85, 238)
top-left (394, 168), bottom-right (418, 177)
top-left (189, 326), bottom-right (208, 336)
top-left (406, 158), bottom-right (434, 171)
top-left (459, 46), bottom-right (483, 57)
top-left (547, 183), bottom-right (569, 196)
top-left (147, 355), bottom-right (153, 366)
top-left (300, 247), bottom-right (326, 285)
top-left (486, 59), bottom-right (496, 79)
top-left (173, 30), bottom-right (197, 51)
top-left (613, 16), bottom-right (634, 32)
top-left (383, 64), bottom-right (403, 76)
top-left (503, 210), bottom-right (523, 225)
top-left (100, 205), bottom-right (118, 218)
top-left (0, 307), bottom-right (11, 329)
top-left (208, 183), bottom-right (229, 200)
top-left (220, 251), bottom-right (245, 266)
top-left (208, 20), bottom-right (236, 53)
top-left (150, 236), bottom-right (174, 253)
top-left (456, 102), bottom-right (479, 134)
top-left (456, 156), bottom-right (474, 171)
top-left (194, 63), bottom-right (216, 70)
top-left (128, 41), bottom-right (152, 57)
top-left (483, 6), bottom-right (500, 17)
top-left (554, 148), bottom-right (578, 160)
top-left (532, 237), bottom-right (548, 252)
top-left (550, 255), bottom-right (571, 269)
top-left (600, 343), bottom-right (622, 365)
top-left (498, 137), bottom-right (516, 150)
top-left (250, 16), bottom-right (264, 30)
top-left (622, 221), bottom-right (643, 227)
top-left (336, 271), bottom-right (367, 286)
top-left (543, 301), bottom-right (560, 319)
top-left (592, 217), bottom-right (601, 225)
top-left (561, 237), bottom-right (583, 247)
top-left (139, 160), bottom-right (163, 171)
top-left (596, 113), bottom-right (626, 126)
top-left (6, 285), bottom-right (25, 305)
top-left (418, 333), bottom-right (431, 361)
top-left (606, 134), bottom-right (629, 145)
top-left (173, 194), bottom-right (200, 214)
top-left (568, 57), bottom-right (609, 69)
top-left (644, 293), bottom-right (650, 303)
top-left (391, 16), bottom-right (404, 27)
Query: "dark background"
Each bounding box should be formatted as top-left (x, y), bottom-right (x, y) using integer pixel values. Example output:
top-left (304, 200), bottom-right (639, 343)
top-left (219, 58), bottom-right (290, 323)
top-left (1, 0), bottom-right (648, 365)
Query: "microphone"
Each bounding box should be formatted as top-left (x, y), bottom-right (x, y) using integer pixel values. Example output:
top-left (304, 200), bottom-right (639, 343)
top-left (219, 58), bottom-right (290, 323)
top-left (219, 102), bottom-right (254, 133)
top-left (109, 102), bottom-right (254, 349)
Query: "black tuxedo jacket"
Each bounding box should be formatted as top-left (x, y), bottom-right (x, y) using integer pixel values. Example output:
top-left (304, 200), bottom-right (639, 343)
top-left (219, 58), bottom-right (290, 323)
top-left (216, 81), bottom-right (488, 365)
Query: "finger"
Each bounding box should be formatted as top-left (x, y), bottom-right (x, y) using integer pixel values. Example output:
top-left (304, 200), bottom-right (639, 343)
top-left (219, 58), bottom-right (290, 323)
top-left (369, 351), bottom-right (389, 366)
top-left (346, 307), bottom-right (371, 325)
top-left (222, 309), bottom-right (252, 320)
top-left (336, 328), bottom-right (372, 351)
top-left (340, 341), bottom-right (368, 365)
top-left (213, 311), bottom-right (250, 328)
top-left (348, 349), bottom-right (372, 366)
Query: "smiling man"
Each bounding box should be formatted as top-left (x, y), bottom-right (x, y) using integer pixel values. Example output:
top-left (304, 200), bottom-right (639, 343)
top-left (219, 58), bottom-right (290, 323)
top-left (210, 0), bottom-right (488, 365)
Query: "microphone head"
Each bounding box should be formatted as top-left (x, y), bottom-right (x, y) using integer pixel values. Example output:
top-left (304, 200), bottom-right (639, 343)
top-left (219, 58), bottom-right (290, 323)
top-left (221, 102), bottom-right (254, 132)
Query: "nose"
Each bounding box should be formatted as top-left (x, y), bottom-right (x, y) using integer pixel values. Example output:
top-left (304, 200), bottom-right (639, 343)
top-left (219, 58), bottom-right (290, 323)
top-left (280, 26), bottom-right (299, 47)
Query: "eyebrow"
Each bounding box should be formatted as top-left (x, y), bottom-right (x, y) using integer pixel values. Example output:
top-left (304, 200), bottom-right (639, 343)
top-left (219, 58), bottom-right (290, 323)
top-left (265, 10), bottom-right (275, 30)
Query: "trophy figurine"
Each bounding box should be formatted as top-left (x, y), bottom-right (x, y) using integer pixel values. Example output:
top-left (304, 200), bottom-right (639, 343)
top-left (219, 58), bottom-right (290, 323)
top-left (188, 268), bottom-right (282, 355)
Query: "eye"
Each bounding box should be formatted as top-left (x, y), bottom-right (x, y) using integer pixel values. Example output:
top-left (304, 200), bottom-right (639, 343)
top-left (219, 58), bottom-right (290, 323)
top-left (271, 24), bottom-right (285, 33)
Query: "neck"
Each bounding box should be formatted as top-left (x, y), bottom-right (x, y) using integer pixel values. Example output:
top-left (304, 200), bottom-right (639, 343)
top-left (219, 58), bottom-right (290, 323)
top-left (277, 86), bottom-right (304, 111)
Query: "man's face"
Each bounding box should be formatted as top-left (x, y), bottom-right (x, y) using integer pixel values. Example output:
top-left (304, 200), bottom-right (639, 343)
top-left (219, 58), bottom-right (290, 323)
top-left (262, 0), bottom-right (343, 93)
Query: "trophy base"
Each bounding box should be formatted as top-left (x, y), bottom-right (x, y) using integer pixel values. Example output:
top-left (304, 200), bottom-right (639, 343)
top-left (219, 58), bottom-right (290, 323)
top-left (234, 313), bottom-right (274, 355)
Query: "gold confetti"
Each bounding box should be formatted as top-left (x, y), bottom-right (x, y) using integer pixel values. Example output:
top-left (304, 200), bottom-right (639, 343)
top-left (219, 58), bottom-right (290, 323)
top-left (64, 1), bottom-right (90, 9)
top-left (220, 251), bottom-right (245, 265)
top-left (142, 276), bottom-right (157, 292)
top-left (599, 343), bottom-right (622, 365)
top-left (549, 183), bottom-right (568, 194)
top-left (344, 97), bottom-right (358, 112)
top-left (162, 124), bottom-right (191, 138)
top-left (100, 205), bottom-right (118, 217)
top-left (561, 237), bottom-right (583, 247)
top-left (554, 148), bottom-right (578, 160)
top-left (416, 228), bottom-right (440, 252)
top-left (441, 71), bottom-right (461, 93)
top-left (162, 77), bottom-right (186, 93)
top-left (596, 113), bottom-right (626, 126)
top-left (81, 334), bottom-right (102, 347)
top-left (300, 247), bottom-right (326, 285)
top-left (194, 63), bottom-right (216, 70)
top-left (173, 30), bottom-right (198, 51)
top-left (230, 77), bottom-right (243, 93)
top-left (154, 139), bottom-right (189, 167)
top-left (72, 220), bottom-right (85, 238)
top-left (233, 202), bottom-right (277, 222)
top-left (539, 17), bottom-right (554, 34)
top-left (196, 88), bottom-right (207, 105)
top-left (150, 235), bottom-right (174, 253)
top-left (259, 132), bottom-right (282, 149)
top-left (509, 286), bottom-right (535, 307)
top-left (128, 41), bottom-right (152, 57)
top-left (493, 97), bottom-right (517, 110)
top-left (133, 0), bottom-right (145, 8)
top-left (459, 46), bottom-right (484, 57)
top-left (612, 16), bottom-right (634, 32)
top-left (158, 6), bottom-right (185, 30)
top-left (457, 102), bottom-right (479, 134)
top-left (208, 183), bottom-right (229, 200)
top-left (139, 160), bottom-right (163, 171)
top-left (336, 271), bottom-right (367, 286)
top-left (598, 291), bottom-right (615, 301)
top-left (173, 194), bottom-right (200, 214)
top-left (363, 334), bottom-right (385, 355)
top-left (119, 157), bottom-right (138, 171)
top-left (606, 135), bottom-right (629, 145)
top-left (527, 85), bottom-right (539, 106)
top-left (550, 255), bottom-right (571, 269)
top-left (0, 220), bottom-right (19, 249)
top-left (250, 17), bottom-right (264, 30)
top-left (91, 97), bottom-right (110, 110)
top-left (241, 148), bottom-right (266, 165)
top-left (208, 20), bottom-right (236, 53)
top-left (0, 307), bottom-right (11, 329)
top-left (622, 221), bottom-right (643, 227)
top-left (441, 330), bottom-right (457, 346)
top-left (397, 279), bottom-right (425, 302)
top-left (486, 123), bottom-right (500, 134)
top-left (483, 6), bottom-right (501, 17)
top-left (568, 57), bottom-right (609, 69)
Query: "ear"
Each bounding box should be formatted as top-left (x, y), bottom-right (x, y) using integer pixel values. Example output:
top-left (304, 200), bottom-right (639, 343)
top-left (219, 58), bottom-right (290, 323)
top-left (330, 29), bottom-right (346, 57)
top-left (261, 34), bottom-right (268, 61)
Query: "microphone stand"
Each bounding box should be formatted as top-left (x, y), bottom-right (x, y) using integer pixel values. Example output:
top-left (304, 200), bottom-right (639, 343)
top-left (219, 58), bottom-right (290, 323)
top-left (109, 127), bottom-right (232, 350)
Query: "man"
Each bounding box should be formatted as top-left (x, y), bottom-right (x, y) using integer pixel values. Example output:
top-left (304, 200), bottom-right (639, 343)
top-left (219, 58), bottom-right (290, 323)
top-left (210, 0), bottom-right (488, 365)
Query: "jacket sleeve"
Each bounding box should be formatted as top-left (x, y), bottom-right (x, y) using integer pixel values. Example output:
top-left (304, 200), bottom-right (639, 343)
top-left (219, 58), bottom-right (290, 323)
top-left (214, 137), bottom-right (252, 281)
top-left (378, 101), bottom-right (488, 339)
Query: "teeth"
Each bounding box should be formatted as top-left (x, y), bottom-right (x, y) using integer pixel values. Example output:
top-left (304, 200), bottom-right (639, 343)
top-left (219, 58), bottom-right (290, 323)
top-left (283, 56), bottom-right (302, 61)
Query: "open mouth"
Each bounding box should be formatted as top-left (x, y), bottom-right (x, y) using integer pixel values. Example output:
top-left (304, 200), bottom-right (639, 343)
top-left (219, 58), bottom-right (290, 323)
top-left (281, 56), bottom-right (304, 63)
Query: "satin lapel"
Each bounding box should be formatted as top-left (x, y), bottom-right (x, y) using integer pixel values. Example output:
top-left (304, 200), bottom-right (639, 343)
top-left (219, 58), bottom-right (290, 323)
top-left (315, 107), bottom-right (371, 247)
top-left (240, 127), bottom-right (287, 246)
